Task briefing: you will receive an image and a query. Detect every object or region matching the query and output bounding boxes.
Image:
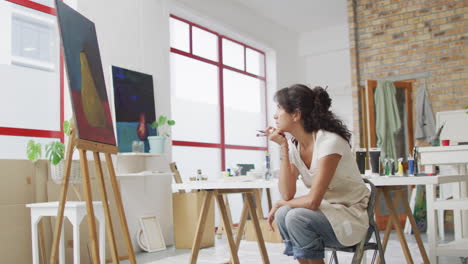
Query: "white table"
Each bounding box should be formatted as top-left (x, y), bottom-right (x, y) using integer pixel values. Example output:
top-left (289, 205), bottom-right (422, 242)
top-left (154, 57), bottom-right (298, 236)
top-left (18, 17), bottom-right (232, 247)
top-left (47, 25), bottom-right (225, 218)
top-left (368, 174), bottom-right (468, 263)
top-left (26, 201), bottom-right (105, 264)
top-left (172, 180), bottom-right (277, 264)
top-left (418, 145), bottom-right (468, 263)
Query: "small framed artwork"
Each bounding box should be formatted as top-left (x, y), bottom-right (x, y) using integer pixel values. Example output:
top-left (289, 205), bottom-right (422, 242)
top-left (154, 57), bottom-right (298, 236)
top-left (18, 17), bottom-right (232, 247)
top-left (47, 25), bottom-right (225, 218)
top-left (137, 216), bottom-right (166, 252)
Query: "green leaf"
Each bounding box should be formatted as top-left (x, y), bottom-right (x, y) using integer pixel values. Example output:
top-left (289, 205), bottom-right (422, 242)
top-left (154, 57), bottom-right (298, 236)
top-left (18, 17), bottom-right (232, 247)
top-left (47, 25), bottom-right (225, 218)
top-left (63, 119), bottom-right (71, 136)
top-left (167, 120), bottom-right (175, 126)
top-left (26, 140), bottom-right (42, 162)
top-left (151, 121), bottom-right (157, 129)
top-left (45, 142), bottom-right (65, 166)
top-left (157, 115), bottom-right (167, 127)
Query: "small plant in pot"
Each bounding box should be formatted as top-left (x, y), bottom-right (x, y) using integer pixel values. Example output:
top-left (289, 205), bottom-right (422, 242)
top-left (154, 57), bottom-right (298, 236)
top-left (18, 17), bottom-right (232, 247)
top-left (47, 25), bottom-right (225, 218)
top-left (148, 115), bottom-right (175, 154)
top-left (26, 119), bottom-right (82, 188)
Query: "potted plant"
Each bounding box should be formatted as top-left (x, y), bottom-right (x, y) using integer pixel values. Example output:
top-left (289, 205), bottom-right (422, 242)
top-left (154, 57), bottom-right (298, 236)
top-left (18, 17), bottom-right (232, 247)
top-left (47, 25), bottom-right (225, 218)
top-left (26, 119), bottom-right (81, 186)
top-left (148, 115), bottom-right (175, 154)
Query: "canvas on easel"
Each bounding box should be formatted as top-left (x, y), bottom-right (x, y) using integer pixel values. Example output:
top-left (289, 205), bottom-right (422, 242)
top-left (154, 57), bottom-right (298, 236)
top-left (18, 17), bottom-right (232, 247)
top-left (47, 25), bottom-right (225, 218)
top-left (52, 1), bottom-right (136, 264)
top-left (56, 0), bottom-right (115, 146)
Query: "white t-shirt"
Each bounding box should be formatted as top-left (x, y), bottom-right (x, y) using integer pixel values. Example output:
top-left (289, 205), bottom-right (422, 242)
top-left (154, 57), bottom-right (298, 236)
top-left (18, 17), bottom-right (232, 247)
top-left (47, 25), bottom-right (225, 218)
top-left (288, 130), bottom-right (370, 246)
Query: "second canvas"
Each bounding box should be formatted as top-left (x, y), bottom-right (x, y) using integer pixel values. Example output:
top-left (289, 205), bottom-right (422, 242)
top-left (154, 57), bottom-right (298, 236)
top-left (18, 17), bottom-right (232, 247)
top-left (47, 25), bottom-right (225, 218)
top-left (111, 66), bottom-right (156, 152)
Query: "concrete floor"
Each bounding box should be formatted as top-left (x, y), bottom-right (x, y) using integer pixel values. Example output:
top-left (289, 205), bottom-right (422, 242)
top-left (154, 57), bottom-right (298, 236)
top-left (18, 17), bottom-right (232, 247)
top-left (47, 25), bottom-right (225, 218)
top-left (122, 232), bottom-right (465, 264)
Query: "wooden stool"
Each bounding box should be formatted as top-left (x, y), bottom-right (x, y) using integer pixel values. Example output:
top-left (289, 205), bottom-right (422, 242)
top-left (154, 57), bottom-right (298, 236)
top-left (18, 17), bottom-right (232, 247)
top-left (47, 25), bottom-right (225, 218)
top-left (27, 201), bottom-right (105, 264)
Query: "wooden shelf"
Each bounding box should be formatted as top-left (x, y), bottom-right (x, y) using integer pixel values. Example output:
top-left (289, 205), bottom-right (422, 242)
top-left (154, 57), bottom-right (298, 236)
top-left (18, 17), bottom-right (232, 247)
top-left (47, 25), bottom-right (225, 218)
top-left (117, 152), bottom-right (162, 157)
top-left (364, 174), bottom-right (468, 186)
top-left (434, 198), bottom-right (468, 210)
top-left (117, 172), bottom-right (173, 177)
top-left (418, 145), bottom-right (468, 165)
top-left (436, 238), bottom-right (468, 257)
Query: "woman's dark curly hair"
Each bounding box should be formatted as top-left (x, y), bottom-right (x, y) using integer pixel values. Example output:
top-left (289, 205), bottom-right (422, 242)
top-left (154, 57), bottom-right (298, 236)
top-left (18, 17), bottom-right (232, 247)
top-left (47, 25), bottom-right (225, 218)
top-left (274, 84), bottom-right (351, 144)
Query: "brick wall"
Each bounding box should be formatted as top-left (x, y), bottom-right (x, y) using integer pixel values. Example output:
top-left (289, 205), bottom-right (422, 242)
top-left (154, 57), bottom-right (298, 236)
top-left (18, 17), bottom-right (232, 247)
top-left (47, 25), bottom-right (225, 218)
top-left (347, 0), bottom-right (467, 148)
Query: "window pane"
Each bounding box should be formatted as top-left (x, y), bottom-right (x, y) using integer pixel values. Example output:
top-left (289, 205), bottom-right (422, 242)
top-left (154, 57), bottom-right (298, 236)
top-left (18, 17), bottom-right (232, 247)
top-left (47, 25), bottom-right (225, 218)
top-left (12, 15), bottom-right (54, 64)
top-left (246, 48), bottom-right (265, 77)
top-left (225, 149), bottom-right (266, 174)
top-left (222, 38), bottom-right (244, 70)
top-left (170, 53), bottom-right (220, 143)
top-left (170, 17), bottom-right (189, 52)
top-left (192, 26), bottom-right (218, 62)
top-left (223, 69), bottom-right (267, 146)
top-left (172, 146), bottom-right (221, 182)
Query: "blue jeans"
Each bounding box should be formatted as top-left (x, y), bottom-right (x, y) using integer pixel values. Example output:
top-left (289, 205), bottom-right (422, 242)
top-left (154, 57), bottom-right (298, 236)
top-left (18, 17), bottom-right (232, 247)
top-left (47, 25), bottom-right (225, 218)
top-left (275, 206), bottom-right (344, 260)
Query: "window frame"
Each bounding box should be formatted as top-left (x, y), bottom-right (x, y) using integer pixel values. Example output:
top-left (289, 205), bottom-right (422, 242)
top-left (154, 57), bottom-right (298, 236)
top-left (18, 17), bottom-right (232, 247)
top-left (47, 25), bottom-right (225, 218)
top-left (0, 0), bottom-right (64, 142)
top-left (170, 14), bottom-right (268, 170)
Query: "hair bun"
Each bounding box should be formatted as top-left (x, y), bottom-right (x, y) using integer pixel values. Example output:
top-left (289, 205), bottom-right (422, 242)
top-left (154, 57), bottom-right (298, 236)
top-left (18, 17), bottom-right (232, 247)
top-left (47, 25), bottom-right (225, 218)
top-left (312, 86), bottom-right (331, 112)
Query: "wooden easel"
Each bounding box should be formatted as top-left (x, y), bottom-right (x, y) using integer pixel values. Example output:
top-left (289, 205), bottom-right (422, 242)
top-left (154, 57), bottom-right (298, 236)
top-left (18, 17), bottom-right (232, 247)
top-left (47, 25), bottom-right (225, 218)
top-left (49, 124), bottom-right (136, 264)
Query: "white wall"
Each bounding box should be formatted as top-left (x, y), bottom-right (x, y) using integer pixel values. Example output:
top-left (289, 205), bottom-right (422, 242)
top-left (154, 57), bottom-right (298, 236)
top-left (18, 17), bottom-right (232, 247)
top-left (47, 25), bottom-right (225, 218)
top-left (0, 1), bottom-right (61, 159)
top-left (299, 22), bottom-right (356, 145)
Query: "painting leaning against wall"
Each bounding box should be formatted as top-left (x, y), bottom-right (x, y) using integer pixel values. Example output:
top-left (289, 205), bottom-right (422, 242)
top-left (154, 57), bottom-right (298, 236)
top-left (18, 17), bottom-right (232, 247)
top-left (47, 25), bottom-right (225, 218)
top-left (111, 66), bottom-right (156, 152)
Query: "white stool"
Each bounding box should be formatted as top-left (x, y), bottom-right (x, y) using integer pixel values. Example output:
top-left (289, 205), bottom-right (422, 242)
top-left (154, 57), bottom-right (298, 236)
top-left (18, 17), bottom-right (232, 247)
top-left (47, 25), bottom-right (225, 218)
top-left (26, 201), bottom-right (105, 264)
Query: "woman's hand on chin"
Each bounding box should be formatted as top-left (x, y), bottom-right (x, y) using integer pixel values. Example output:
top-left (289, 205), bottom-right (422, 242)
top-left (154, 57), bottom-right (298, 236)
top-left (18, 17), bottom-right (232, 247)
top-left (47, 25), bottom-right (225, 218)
top-left (264, 126), bottom-right (287, 147)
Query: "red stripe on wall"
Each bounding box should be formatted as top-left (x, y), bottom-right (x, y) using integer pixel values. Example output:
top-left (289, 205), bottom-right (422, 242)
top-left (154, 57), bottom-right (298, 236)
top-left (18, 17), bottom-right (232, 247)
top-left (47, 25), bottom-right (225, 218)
top-left (0, 127), bottom-right (62, 138)
top-left (172, 141), bottom-right (266, 151)
top-left (173, 141), bottom-right (222, 148)
top-left (5, 0), bottom-right (55, 15)
top-left (225, 145), bottom-right (268, 151)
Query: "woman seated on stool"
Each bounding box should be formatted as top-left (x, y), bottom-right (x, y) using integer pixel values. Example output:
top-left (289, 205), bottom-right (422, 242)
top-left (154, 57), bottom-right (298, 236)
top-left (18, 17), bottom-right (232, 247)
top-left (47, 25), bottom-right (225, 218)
top-left (265, 84), bottom-right (370, 264)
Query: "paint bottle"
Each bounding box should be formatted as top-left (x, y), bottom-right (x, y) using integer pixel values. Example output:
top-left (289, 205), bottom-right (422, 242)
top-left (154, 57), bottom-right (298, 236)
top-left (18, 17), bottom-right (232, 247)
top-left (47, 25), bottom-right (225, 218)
top-left (408, 156), bottom-right (415, 176)
top-left (413, 147), bottom-right (419, 176)
top-left (384, 159), bottom-right (390, 176)
top-left (389, 159), bottom-right (395, 175)
top-left (397, 158), bottom-right (404, 176)
top-left (265, 151), bottom-right (272, 180)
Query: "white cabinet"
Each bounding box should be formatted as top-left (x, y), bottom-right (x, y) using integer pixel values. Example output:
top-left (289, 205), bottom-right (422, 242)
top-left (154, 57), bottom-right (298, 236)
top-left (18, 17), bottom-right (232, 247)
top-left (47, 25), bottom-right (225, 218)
top-left (418, 145), bottom-right (468, 263)
top-left (115, 153), bottom-right (174, 250)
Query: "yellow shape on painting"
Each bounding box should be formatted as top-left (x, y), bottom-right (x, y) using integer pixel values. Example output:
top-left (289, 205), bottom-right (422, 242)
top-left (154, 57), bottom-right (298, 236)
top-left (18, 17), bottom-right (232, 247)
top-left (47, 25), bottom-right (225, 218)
top-left (80, 52), bottom-right (107, 128)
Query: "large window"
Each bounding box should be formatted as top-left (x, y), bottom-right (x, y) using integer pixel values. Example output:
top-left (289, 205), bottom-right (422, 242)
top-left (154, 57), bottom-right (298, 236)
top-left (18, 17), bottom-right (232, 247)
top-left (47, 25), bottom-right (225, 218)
top-left (0, 0), bottom-right (64, 159)
top-left (169, 15), bottom-right (267, 182)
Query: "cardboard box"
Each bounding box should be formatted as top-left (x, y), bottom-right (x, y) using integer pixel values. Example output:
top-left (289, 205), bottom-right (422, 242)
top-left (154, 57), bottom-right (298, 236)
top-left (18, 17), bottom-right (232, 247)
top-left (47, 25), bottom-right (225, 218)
top-left (244, 220), bottom-right (283, 243)
top-left (0, 160), bottom-right (50, 263)
top-left (0, 204), bottom-right (34, 264)
top-left (172, 191), bottom-right (215, 249)
top-left (0, 159), bottom-right (35, 205)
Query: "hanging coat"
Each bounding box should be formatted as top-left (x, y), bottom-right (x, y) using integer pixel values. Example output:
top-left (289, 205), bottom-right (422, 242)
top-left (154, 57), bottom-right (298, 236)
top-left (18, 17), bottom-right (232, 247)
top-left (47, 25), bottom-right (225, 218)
top-left (374, 80), bottom-right (401, 162)
top-left (415, 84), bottom-right (436, 142)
